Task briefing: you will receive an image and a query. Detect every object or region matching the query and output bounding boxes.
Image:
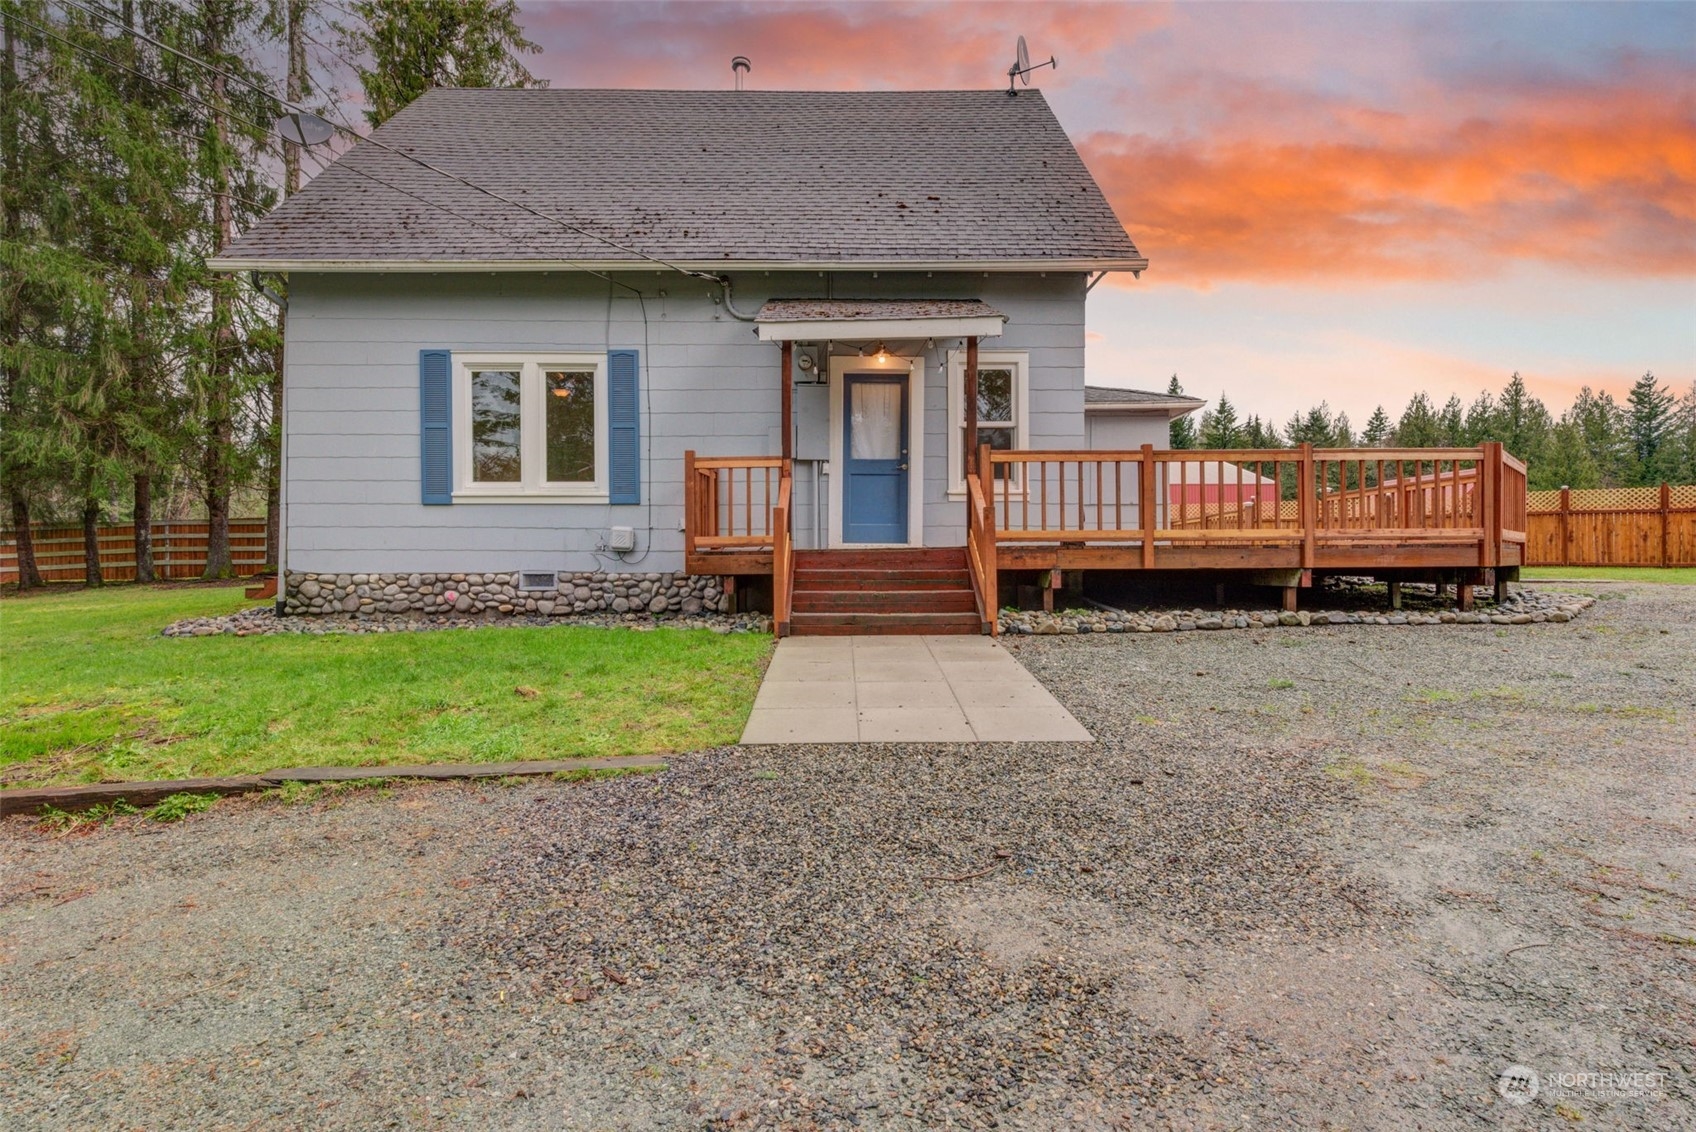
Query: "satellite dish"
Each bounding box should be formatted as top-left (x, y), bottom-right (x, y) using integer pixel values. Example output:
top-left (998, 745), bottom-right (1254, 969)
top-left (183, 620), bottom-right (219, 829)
top-left (1007, 35), bottom-right (1057, 96)
top-left (273, 111), bottom-right (334, 147)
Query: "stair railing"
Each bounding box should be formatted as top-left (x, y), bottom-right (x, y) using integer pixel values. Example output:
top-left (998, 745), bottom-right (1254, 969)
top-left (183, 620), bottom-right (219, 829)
top-left (771, 460), bottom-right (794, 636)
top-left (965, 444), bottom-right (1000, 635)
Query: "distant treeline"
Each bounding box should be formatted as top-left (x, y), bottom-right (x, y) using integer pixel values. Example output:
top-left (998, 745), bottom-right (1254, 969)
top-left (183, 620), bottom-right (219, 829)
top-left (1165, 372), bottom-right (1696, 492)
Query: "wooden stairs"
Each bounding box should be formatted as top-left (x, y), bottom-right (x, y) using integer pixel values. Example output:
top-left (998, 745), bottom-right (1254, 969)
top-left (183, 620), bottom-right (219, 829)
top-left (787, 548), bottom-right (985, 636)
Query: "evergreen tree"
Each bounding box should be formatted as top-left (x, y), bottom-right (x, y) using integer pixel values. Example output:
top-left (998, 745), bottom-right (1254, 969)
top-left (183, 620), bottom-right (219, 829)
top-left (1361, 405), bottom-right (1391, 447)
top-left (1541, 417), bottom-right (1600, 490)
top-left (1394, 393), bottom-right (1442, 447)
top-left (1437, 395), bottom-right (1466, 446)
top-left (1332, 411), bottom-right (1354, 448)
top-left (1624, 371), bottom-right (1676, 486)
top-left (1569, 386), bottom-right (1628, 486)
top-left (1463, 391), bottom-right (1497, 444)
top-left (1242, 414), bottom-right (1280, 449)
top-left (342, 0), bottom-right (544, 128)
top-left (1199, 393), bottom-right (1242, 449)
top-left (1494, 372), bottom-right (1552, 468)
top-left (1672, 383), bottom-right (1696, 484)
top-left (1166, 375), bottom-right (1197, 449)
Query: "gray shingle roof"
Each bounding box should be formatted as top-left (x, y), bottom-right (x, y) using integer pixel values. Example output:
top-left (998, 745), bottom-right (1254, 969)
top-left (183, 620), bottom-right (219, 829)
top-left (212, 89), bottom-right (1145, 271)
top-left (1084, 386), bottom-right (1207, 410)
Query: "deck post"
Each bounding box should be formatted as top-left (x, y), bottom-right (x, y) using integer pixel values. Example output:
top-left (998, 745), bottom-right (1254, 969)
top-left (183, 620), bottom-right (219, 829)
top-left (1297, 442), bottom-right (1315, 571)
top-left (1139, 443), bottom-right (1156, 569)
top-left (779, 341), bottom-right (794, 462)
top-left (1457, 582), bottom-right (1474, 612)
top-left (1494, 568), bottom-right (1509, 605)
top-left (1281, 586), bottom-right (1298, 613)
top-left (1387, 581), bottom-right (1401, 610)
top-left (683, 450), bottom-right (697, 557)
top-left (963, 336), bottom-right (979, 477)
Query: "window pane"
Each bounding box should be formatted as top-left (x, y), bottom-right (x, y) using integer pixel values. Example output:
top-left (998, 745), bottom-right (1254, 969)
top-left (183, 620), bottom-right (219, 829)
top-left (976, 368), bottom-right (1014, 423)
top-left (470, 369), bottom-right (521, 483)
top-left (545, 370), bottom-right (596, 482)
top-left (983, 427), bottom-right (1016, 480)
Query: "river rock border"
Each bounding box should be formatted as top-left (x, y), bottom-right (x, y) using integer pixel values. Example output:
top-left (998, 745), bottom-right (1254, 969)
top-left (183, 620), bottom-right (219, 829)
top-left (1000, 589), bottom-right (1595, 635)
top-left (283, 570), bottom-right (726, 618)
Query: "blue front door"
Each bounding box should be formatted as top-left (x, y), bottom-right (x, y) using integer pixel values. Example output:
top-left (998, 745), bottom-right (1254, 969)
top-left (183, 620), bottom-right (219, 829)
top-left (843, 373), bottom-right (909, 543)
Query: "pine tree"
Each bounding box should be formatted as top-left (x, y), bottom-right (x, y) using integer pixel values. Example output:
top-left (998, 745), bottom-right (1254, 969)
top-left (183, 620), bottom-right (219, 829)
top-left (1494, 372), bottom-right (1552, 469)
top-left (342, 0), bottom-right (544, 127)
top-left (1568, 386), bottom-right (1628, 486)
top-left (1463, 391), bottom-right (1497, 445)
top-left (1200, 393), bottom-right (1242, 449)
top-left (1438, 395), bottom-right (1466, 446)
top-left (1394, 393), bottom-right (1441, 447)
top-left (1242, 414), bottom-right (1280, 449)
top-left (1672, 383), bottom-right (1696, 484)
top-left (1362, 405), bottom-right (1391, 447)
top-left (1541, 417), bottom-right (1600, 490)
top-left (1166, 375), bottom-right (1197, 449)
top-left (1625, 371), bottom-right (1676, 486)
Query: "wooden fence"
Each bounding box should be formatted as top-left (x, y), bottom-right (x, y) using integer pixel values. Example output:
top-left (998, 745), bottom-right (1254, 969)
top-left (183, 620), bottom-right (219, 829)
top-left (0, 520), bottom-right (268, 585)
top-left (1524, 484), bottom-right (1696, 567)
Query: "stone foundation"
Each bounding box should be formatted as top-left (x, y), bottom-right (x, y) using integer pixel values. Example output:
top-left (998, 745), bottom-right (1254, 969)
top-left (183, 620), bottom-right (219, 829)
top-left (282, 571), bottom-right (726, 618)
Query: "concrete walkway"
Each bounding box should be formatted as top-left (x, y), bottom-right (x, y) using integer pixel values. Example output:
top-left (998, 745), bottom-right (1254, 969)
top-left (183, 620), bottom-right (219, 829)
top-left (740, 635), bottom-right (1092, 744)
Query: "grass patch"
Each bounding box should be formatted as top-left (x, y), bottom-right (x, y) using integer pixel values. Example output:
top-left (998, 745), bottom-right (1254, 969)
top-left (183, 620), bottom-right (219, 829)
top-left (1, 583), bottom-right (771, 788)
top-left (1520, 566), bottom-right (1696, 585)
top-left (150, 792), bottom-right (220, 822)
top-left (1268, 677), bottom-right (1296, 690)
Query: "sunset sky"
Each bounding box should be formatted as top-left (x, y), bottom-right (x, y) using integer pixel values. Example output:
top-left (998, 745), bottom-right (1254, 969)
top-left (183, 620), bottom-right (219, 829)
top-left (505, 0), bottom-right (1695, 424)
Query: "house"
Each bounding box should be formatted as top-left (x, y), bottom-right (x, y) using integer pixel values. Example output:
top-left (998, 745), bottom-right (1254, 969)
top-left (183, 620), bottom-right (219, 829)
top-left (214, 88), bottom-right (1529, 634)
top-left (211, 88), bottom-right (1147, 630)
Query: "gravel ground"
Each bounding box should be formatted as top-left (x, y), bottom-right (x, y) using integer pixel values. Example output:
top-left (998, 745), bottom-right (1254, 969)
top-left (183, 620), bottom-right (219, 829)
top-left (3, 583), bottom-right (1691, 1130)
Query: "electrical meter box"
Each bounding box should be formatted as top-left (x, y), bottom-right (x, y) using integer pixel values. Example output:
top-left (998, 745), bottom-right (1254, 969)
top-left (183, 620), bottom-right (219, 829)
top-left (793, 382), bottom-right (830, 460)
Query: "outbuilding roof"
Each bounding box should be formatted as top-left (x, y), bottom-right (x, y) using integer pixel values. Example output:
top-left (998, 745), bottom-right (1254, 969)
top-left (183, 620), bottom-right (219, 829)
top-left (210, 89), bottom-right (1146, 273)
top-left (1084, 386), bottom-right (1207, 415)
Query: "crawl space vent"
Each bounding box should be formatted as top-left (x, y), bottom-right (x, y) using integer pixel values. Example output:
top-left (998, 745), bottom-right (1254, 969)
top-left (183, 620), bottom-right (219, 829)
top-left (518, 572), bottom-right (557, 591)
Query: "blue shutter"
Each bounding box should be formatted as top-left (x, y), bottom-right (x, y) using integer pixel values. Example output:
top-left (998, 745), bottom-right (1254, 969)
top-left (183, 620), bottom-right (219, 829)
top-left (608, 349), bottom-right (640, 504)
top-left (420, 349), bottom-right (453, 505)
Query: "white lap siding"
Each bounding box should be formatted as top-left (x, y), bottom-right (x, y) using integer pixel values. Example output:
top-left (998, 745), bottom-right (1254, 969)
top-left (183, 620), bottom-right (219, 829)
top-left (283, 271), bottom-right (1086, 575)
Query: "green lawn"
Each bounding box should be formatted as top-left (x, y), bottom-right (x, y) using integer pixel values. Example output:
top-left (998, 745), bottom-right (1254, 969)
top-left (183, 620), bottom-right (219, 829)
top-left (0, 584), bottom-right (772, 789)
top-left (1520, 566), bottom-right (1696, 585)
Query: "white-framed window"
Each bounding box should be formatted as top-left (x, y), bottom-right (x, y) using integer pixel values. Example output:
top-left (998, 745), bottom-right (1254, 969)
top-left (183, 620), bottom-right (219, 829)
top-left (947, 350), bottom-right (1029, 494)
top-left (453, 353), bottom-right (608, 501)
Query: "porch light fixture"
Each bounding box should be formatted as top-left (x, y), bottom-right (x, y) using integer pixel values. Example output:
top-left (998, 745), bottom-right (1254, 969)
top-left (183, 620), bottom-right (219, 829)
top-left (875, 343), bottom-right (888, 362)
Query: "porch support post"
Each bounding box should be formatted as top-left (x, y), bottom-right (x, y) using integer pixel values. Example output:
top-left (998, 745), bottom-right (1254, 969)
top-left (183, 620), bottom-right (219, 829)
top-left (779, 339), bottom-right (794, 462)
top-left (963, 336), bottom-right (979, 478)
top-left (1388, 580), bottom-right (1402, 610)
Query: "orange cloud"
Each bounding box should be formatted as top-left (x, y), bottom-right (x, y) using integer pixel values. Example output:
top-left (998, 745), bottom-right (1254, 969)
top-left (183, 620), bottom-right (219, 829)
top-left (1085, 67), bottom-right (1696, 285)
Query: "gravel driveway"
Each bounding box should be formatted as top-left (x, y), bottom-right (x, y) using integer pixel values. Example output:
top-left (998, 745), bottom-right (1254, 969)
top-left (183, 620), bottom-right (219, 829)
top-left (3, 583), bottom-right (1691, 1130)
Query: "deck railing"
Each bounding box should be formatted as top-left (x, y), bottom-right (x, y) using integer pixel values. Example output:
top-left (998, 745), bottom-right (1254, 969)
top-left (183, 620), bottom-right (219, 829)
top-left (984, 442), bottom-right (1526, 566)
top-left (682, 452), bottom-right (790, 553)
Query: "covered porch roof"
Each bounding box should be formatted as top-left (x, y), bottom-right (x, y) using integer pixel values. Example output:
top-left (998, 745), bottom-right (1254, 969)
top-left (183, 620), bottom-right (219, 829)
top-left (754, 299), bottom-right (1006, 343)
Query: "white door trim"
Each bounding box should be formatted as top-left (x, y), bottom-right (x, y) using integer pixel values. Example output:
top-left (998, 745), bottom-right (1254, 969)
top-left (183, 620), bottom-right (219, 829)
top-left (827, 352), bottom-right (925, 548)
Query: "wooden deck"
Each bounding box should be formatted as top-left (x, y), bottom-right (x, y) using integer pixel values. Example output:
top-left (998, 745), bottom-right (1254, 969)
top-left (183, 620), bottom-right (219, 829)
top-left (684, 444), bottom-right (1529, 635)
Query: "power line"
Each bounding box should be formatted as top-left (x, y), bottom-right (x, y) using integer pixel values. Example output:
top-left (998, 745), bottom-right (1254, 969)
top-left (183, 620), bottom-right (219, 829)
top-left (60, 0), bottom-right (725, 285)
top-left (14, 9), bottom-right (636, 293)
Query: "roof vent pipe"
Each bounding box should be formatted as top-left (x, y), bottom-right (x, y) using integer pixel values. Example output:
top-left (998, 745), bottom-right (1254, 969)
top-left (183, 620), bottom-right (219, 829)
top-left (731, 56), bottom-right (751, 91)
